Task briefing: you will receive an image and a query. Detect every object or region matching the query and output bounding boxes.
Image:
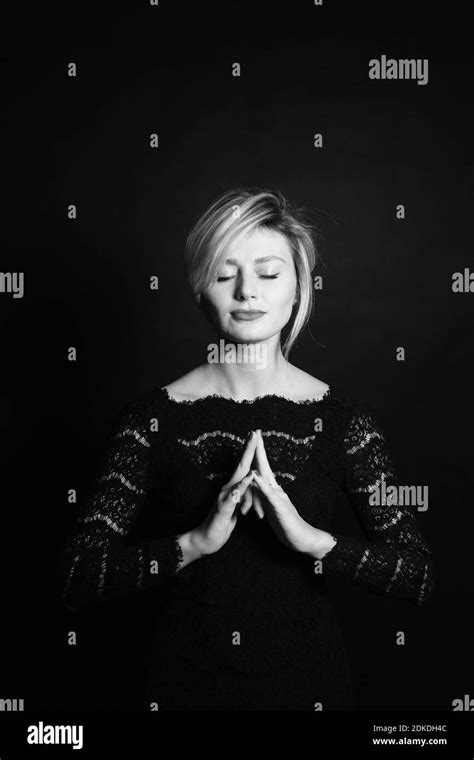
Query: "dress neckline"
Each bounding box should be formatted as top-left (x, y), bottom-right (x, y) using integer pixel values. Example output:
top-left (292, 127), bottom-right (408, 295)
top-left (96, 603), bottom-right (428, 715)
top-left (158, 384), bottom-right (333, 406)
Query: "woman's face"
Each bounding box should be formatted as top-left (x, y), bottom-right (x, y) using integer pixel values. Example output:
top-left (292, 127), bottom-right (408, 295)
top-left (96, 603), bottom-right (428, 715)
top-left (202, 227), bottom-right (298, 343)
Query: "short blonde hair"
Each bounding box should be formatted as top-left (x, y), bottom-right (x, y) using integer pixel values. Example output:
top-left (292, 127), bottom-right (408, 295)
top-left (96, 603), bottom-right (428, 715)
top-left (184, 187), bottom-right (320, 359)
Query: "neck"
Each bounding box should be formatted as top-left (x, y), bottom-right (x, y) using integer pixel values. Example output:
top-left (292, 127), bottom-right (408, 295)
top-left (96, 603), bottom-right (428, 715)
top-left (203, 335), bottom-right (295, 399)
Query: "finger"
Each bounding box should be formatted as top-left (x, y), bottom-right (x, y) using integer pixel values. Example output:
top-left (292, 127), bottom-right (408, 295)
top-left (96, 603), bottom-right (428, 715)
top-left (254, 430), bottom-right (279, 487)
top-left (221, 471), bottom-right (255, 515)
top-left (240, 483), bottom-right (261, 517)
top-left (252, 487), bottom-right (265, 519)
top-left (239, 485), bottom-right (253, 515)
top-left (236, 472), bottom-right (256, 498)
top-left (225, 431), bottom-right (258, 488)
top-left (252, 470), bottom-right (279, 503)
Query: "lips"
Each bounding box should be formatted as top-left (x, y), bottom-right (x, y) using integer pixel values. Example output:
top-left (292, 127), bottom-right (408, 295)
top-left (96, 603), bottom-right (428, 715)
top-left (231, 310), bottom-right (266, 321)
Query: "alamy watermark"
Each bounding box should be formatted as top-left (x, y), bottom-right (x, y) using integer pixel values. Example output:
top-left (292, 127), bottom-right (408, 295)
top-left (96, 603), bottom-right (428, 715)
top-left (207, 339), bottom-right (267, 369)
top-left (0, 697), bottom-right (24, 710)
top-left (452, 268), bottom-right (473, 292)
top-left (0, 272), bottom-right (24, 298)
top-left (27, 721), bottom-right (83, 750)
top-left (369, 55), bottom-right (429, 86)
top-left (369, 482), bottom-right (429, 512)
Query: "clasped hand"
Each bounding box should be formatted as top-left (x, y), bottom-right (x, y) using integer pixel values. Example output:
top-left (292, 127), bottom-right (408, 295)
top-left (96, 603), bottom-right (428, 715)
top-left (226, 428), bottom-right (320, 554)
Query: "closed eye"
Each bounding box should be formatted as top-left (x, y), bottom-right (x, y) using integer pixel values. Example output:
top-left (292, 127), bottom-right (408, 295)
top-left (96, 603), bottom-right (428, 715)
top-left (216, 274), bottom-right (280, 281)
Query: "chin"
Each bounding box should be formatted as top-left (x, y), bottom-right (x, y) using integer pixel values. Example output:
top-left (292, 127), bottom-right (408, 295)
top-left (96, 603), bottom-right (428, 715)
top-left (224, 332), bottom-right (266, 343)
top-left (218, 326), bottom-right (265, 341)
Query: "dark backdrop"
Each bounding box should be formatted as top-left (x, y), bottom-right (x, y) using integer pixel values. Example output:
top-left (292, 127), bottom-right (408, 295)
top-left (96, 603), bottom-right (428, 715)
top-left (2, 1), bottom-right (473, 712)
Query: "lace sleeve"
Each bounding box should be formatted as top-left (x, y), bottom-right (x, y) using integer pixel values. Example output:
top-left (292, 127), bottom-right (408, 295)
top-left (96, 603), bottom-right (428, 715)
top-left (59, 397), bottom-right (184, 611)
top-left (321, 408), bottom-right (435, 605)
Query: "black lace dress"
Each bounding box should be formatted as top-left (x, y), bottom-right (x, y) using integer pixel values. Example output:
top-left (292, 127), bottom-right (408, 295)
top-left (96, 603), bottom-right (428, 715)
top-left (60, 385), bottom-right (435, 710)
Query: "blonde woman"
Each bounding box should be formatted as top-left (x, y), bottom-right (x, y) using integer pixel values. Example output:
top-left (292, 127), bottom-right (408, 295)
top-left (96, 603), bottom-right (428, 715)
top-left (60, 187), bottom-right (435, 710)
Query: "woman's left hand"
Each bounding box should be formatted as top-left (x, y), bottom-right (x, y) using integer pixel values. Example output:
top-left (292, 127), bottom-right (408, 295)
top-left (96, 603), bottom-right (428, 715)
top-left (250, 429), bottom-right (323, 554)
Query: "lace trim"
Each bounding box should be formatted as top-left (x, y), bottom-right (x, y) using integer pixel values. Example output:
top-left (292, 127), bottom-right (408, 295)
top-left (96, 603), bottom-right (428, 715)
top-left (159, 385), bottom-right (332, 406)
top-left (351, 471), bottom-right (396, 493)
top-left (98, 471), bottom-right (146, 494)
top-left (206, 470), bottom-right (296, 481)
top-left (178, 430), bottom-right (317, 447)
top-left (174, 535), bottom-right (185, 571)
top-left (98, 548), bottom-right (107, 597)
top-left (78, 513), bottom-right (127, 535)
top-left (417, 563), bottom-right (429, 606)
top-left (386, 556), bottom-right (403, 592)
top-left (354, 548), bottom-right (370, 580)
top-left (115, 428), bottom-right (150, 447)
top-left (346, 430), bottom-right (383, 455)
top-left (137, 547), bottom-right (144, 589)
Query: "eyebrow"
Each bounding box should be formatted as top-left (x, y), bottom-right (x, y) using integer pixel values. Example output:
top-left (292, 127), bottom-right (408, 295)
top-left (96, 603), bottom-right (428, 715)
top-left (223, 256), bottom-right (287, 265)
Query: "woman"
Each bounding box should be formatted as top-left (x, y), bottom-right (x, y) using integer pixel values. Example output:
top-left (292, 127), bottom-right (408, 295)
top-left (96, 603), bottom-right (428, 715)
top-left (60, 187), bottom-right (435, 711)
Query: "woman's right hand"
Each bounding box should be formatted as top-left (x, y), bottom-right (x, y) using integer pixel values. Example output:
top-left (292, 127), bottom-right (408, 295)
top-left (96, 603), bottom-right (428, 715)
top-left (190, 431), bottom-right (258, 557)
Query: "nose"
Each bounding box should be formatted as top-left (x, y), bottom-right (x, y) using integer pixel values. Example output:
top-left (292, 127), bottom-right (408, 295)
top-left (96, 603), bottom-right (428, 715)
top-left (234, 271), bottom-right (258, 301)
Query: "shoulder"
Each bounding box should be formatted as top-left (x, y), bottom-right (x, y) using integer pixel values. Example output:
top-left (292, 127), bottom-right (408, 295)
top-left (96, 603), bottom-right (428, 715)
top-left (109, 384), bottom-right (170, 430)
top-left (316, 379), bottom-right (383, 435)
top-left (288, 367), bottom-right (358, 413)
top-left (290, 367), bottom-right (330, 401)
top-left (161, 365), bottom-right (213, 401)
top-left (331, 394), bottom-right (393, 449)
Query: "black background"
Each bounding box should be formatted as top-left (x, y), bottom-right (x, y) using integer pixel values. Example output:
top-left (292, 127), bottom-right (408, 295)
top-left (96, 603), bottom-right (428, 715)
top-left (1, 1), bottom-right (473, 712)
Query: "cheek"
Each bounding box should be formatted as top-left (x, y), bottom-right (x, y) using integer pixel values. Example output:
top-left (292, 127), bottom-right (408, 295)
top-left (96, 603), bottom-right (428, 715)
top-left (203, 286), bottom-right (223, 311)
top-left (201, 289), bottom-right (230, 325)
top-left (272, 277), bottom-right (297, 306)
